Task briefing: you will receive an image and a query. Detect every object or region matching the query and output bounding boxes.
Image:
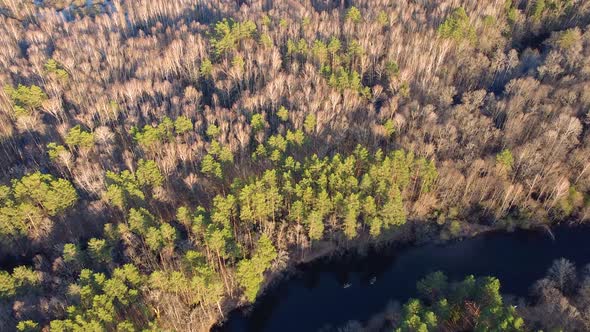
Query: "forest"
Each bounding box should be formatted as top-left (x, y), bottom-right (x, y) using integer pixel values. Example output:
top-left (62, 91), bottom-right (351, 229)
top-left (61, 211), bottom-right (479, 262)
top-left (337, 258), bottom-right (590, 331)
top-left (0, 0), bottom-right (589, 330)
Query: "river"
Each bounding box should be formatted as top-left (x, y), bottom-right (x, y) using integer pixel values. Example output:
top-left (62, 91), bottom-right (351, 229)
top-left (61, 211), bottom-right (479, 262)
top-left (216, 225), bottom-right (590, 332)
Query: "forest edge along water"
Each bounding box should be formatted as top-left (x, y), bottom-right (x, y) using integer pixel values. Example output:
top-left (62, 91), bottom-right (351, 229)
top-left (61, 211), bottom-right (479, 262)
top-left (216, 225), bottom-right (590, 332)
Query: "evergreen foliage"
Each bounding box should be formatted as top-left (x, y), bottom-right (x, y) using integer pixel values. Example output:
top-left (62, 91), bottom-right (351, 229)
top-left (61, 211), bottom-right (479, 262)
top-left (396, 273), bottom-right (524, 332)
top-left (3, 84), bottom-right (48, 117)
top-left (438, 7), bottom-right (476, 42)
top-left (0, 172), bottom-right (77, 241)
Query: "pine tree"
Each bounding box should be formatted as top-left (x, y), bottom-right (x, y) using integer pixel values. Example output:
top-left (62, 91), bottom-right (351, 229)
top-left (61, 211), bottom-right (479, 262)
top-left (174, 116), bottom-right (193, 134)
top-left (105, 170), bottom-right (144, 210)
top-left (346, 6), bottom-right (362, 23)
top-left (236, 235), bottom-right (277, 301)
top-left (308, 210), bottom-right (324, 241)
top-left (344, 193), bottom-right (360, 239)
top-left (136, 159), bottom-right (164, 188)
top-left (381, 186), bottom-right (406, 228)
top-left (65, 125), bottom-right (94, 149)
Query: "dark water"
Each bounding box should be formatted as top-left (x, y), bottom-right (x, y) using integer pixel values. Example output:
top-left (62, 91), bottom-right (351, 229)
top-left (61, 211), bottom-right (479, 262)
top-left (217, 226), bottom-right (590, 332)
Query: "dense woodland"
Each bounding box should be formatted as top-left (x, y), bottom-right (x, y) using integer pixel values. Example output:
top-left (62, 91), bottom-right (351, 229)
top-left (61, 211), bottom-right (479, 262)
top-left (0, 0), bottom-right (590, 330)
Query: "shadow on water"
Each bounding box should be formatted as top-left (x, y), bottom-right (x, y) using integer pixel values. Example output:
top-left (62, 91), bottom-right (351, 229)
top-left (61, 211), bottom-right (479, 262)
top-left (216, 225), bottom-right (590, 332)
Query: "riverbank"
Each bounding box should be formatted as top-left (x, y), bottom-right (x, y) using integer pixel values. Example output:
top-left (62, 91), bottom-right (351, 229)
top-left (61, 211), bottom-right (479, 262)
top-left (215, 221), bottom-right (589, 331)
top-left (211, 218), bottom-right (526, 330)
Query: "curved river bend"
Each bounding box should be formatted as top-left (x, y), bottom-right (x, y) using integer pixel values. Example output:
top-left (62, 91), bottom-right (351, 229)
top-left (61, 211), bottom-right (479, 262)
top-left (217, 226), bottom-right (590, 332)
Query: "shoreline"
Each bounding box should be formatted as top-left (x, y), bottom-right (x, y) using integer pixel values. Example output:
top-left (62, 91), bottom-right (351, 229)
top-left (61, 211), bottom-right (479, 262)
top-left (211, 219), bottom-right (561, 331)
